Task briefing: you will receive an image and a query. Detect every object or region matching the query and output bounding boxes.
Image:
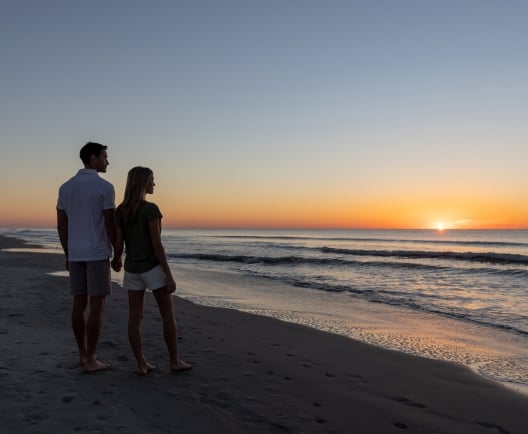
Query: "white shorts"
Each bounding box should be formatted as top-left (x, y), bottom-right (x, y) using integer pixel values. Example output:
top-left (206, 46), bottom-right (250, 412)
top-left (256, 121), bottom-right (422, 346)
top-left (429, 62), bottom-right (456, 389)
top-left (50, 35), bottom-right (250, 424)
top-left (123, 265), bottom-right (167, 291)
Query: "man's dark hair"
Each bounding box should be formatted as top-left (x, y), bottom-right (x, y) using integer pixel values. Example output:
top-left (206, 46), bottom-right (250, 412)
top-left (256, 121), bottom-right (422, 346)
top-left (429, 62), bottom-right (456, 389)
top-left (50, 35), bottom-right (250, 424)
top-left (80, 142), bottom-right (107, 165)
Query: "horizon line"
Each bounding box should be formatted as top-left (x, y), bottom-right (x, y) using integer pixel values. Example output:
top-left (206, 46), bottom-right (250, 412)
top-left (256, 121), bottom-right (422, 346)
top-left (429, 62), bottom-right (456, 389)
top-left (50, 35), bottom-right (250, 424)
top-left (1, 226), bottom-right (528, 231)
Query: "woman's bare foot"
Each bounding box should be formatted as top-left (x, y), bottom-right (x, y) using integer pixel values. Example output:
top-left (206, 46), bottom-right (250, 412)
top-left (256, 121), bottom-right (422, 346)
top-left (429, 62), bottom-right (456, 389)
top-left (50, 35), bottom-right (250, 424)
top-left (138, 361), bottom-right (156, 376)
top-left (170, 359), bottom-right (193, 372)
top-left (84, 358), bottom-right (111, 373)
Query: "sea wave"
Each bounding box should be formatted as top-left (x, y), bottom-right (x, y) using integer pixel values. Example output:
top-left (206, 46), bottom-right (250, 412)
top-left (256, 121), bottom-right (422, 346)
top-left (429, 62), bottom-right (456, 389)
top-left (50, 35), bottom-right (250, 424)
top-left (168, 252), bottom-right (528, 277)
top-left (212, 234), bottom-right (528, 248)
top-left (257, 274), bottom-right (528, 337)
top-left (320, 247), bottom-right (528, 265)
top-left (233, 269), bottom-right (528, 336)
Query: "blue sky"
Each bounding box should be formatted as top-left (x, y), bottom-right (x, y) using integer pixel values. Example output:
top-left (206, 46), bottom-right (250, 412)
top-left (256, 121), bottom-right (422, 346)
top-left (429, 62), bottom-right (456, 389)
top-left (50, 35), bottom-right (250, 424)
top-left (2, 1), bottom-right (528, 228)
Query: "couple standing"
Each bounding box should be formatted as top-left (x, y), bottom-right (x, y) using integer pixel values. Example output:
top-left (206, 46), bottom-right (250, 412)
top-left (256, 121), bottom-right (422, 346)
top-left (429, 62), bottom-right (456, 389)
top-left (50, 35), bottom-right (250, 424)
top-left (56, 142), bottom-right (192, 374)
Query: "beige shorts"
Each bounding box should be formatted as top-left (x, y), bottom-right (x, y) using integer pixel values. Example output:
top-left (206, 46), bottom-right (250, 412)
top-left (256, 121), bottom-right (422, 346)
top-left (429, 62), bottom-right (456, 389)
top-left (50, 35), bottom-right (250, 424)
top-left (69, 260), bottom-right (112, 296)
top-left (123, 265), bottom-right (167, 291)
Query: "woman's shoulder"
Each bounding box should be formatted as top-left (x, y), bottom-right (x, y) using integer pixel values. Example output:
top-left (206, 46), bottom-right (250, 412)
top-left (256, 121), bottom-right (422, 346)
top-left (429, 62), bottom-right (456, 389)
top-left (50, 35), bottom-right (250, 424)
top-left (143, 200), bottom-right (159, 209)
top-left (143, 201), bottom-right (162, 215)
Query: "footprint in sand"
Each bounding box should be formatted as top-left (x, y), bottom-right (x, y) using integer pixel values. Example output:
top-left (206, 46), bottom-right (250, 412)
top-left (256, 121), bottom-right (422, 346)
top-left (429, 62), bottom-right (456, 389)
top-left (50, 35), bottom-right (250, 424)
top-left (347, 373), bottom-right (367, 383)
top-left (393, 396), bottom-right (427, 409)
top-left (477, 421), bottom-right (511, 434)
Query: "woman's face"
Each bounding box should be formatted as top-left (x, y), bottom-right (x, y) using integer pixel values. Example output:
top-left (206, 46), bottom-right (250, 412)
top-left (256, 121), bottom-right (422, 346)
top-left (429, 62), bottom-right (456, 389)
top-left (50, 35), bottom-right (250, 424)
top-left (146, 174), bottom-right (155, 195)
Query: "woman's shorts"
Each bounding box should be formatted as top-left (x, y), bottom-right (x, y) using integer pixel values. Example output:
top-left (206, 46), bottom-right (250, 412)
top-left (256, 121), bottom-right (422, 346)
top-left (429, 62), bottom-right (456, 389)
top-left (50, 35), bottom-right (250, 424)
top-left (69, 260), bottom-right (112, 296)
top-left (123, 265), bottom-right (167, 291)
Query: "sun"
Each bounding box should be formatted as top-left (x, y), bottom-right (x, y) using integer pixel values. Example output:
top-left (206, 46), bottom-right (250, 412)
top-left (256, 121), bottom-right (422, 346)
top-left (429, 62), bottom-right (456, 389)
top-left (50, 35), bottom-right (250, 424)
top-left (436, 222), bottom-right (445, 231)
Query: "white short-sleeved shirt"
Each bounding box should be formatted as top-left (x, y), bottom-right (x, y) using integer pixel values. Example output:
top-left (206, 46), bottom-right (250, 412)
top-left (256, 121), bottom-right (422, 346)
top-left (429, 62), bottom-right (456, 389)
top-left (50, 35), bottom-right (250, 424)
top-left (57, 169), bottom-right (115, 261)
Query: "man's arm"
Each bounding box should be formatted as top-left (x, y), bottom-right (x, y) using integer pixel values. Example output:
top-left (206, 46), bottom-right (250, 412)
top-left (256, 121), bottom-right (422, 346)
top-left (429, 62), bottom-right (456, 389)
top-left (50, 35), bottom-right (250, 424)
top-left (103, 208), bottom-right (117, 251)
top-left (111, 225), bottom-right (124, 272)
top-left (56, 209), bottom-right (69, 269)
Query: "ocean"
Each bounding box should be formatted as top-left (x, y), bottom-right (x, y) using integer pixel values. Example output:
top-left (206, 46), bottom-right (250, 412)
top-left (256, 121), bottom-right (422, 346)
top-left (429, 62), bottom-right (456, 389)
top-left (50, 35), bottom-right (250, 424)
top-left (3, 227), bottom-right (527, 392)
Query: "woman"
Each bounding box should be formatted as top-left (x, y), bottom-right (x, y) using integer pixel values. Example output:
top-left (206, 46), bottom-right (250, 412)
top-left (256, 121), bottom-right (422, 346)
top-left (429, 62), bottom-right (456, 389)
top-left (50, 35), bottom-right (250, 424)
top-left (111, 166), bottom-right (192, 374)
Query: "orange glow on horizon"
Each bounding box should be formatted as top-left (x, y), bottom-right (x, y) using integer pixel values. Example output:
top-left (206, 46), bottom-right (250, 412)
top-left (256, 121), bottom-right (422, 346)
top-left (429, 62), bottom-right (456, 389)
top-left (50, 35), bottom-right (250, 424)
top-left (1, 214), bottom-right (527, 230)
top-left (2, 188), bottom-right (528, 230)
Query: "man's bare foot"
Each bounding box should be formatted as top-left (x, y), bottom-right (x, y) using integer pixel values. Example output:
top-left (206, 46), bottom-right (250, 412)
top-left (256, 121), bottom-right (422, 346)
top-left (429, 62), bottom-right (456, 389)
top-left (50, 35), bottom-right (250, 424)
top-left (170, 359), bottom-right (193, 372)
top-left (84, 358), bottom-right (111, 373)
top-left (138, 362), bottom-right (156, 376)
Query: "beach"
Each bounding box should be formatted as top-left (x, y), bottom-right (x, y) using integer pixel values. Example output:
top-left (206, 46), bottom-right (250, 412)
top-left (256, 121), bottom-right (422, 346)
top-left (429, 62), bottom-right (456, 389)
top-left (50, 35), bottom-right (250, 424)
top-left (1, 234), bottom-right (528, 434)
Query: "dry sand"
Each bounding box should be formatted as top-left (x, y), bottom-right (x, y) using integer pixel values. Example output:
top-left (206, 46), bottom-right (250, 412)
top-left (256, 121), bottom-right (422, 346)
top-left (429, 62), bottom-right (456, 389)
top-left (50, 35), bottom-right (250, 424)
top-left (1, 234), bottom-right (527, 433)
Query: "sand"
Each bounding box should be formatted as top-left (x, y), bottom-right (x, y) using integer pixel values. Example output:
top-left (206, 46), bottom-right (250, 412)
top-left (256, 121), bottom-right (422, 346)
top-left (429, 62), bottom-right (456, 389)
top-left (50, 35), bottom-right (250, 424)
top-left (1, 234), bottom-right (527, 434)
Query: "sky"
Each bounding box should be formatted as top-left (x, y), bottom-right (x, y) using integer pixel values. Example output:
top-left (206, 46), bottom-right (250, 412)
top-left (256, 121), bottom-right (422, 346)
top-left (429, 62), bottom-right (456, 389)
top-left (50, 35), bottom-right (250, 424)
top-left (2, 0), bottom-right (528, 230)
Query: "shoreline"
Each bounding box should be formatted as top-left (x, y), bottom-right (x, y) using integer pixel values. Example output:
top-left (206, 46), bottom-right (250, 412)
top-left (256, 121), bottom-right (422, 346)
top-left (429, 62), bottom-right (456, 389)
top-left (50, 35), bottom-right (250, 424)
top-left (172, 262), bottom-right (528, 396)
top-left (2, 234), bottom-right (528, 433)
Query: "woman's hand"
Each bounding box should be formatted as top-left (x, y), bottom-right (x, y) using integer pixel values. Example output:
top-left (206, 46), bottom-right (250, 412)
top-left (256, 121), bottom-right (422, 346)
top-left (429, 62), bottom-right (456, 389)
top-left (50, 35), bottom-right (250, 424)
top-left (166, 276), bottom-right (176, 293)
top-left (111, 257), bottom-right (122, 272)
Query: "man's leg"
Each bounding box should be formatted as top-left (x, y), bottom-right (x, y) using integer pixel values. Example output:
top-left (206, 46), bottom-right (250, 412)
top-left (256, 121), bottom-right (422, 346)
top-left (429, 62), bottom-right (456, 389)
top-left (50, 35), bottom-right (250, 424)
top-left (72, 294), bottom-right (88, 366)
top-left (84, 295), bottom-right (109, 372)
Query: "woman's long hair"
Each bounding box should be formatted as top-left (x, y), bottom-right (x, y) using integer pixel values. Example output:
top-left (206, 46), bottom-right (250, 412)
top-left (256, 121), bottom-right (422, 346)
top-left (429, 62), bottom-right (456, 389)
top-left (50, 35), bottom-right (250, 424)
top-left (117, 166), bottom-right (153, 224)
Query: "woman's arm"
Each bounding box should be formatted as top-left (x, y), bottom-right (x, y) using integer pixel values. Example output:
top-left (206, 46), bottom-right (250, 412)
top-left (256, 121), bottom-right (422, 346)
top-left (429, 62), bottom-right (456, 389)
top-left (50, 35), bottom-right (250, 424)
top-left (149, 218), bottom-right (176, 293)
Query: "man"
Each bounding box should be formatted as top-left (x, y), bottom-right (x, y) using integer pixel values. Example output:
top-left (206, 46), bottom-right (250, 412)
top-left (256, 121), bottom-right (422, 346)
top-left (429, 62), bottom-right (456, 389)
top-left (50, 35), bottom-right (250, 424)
top-left (57, 142), bottom-right (117, 373)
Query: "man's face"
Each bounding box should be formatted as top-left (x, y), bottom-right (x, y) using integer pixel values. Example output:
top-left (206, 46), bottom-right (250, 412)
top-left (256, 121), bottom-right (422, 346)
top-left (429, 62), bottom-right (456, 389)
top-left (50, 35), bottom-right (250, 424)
top-left (94, 150), bottom-right (109, 173)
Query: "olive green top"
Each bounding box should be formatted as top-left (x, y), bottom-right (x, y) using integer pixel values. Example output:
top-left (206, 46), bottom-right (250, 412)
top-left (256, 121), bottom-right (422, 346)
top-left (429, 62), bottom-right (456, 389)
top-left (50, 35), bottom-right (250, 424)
top-left (116, 201), bottom-right (162, 273)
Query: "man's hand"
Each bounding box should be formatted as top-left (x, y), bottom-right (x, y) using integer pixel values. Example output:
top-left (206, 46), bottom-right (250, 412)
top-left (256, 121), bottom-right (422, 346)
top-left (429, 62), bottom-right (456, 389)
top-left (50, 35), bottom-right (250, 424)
top-left (111, 257), bottom-right (122, 272)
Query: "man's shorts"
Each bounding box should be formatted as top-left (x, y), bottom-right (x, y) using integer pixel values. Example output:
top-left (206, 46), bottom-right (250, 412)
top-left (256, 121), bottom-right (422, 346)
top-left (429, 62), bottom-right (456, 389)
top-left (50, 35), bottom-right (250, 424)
top-left (69, 259), bottom-right (112, 296)
top-left (123, 265), bottom-right (167, 291)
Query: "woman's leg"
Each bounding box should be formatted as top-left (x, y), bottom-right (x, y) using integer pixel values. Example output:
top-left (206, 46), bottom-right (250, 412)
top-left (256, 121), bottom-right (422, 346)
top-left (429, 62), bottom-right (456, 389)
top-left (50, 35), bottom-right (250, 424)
top-left (128, 290), bottom-right (154, 374)
top-left (153, 287), bottom-right (192, 371)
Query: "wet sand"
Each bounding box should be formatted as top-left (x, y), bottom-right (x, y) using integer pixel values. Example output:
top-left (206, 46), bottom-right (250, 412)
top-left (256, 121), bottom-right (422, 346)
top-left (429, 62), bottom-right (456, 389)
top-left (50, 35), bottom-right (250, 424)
top-left (174, 263), bottom-right (528, 395)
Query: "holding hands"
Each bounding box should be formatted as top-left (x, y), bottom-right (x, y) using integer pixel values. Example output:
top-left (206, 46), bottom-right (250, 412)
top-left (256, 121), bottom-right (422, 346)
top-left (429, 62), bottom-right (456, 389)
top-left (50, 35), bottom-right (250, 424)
top-left (111, 256), bottom-right (122, 272)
